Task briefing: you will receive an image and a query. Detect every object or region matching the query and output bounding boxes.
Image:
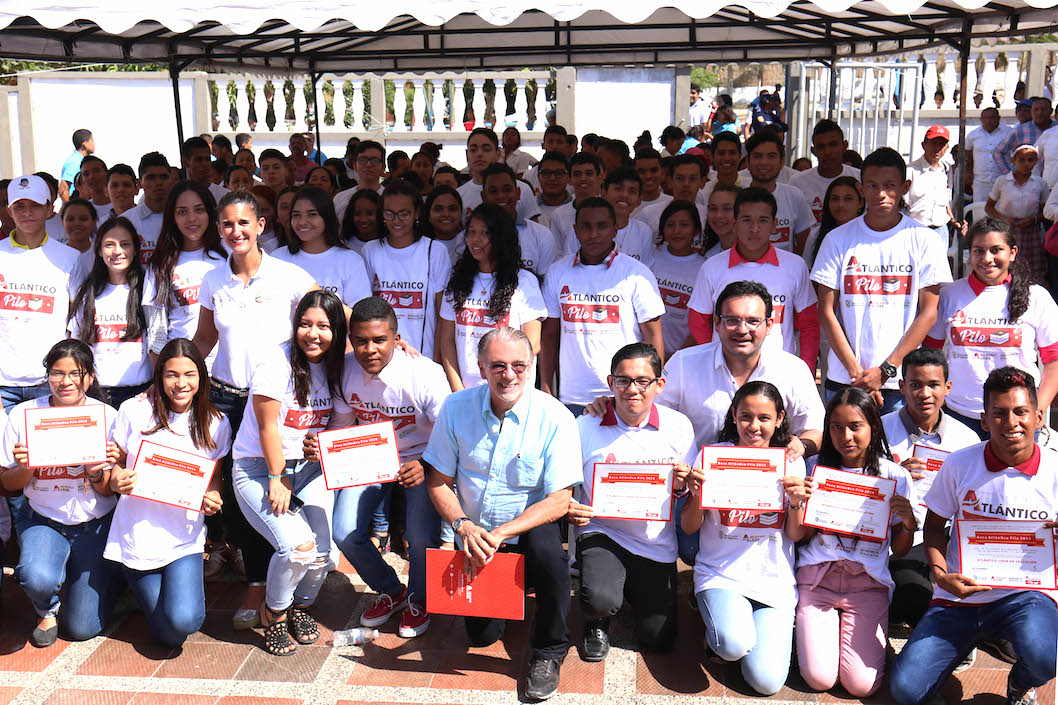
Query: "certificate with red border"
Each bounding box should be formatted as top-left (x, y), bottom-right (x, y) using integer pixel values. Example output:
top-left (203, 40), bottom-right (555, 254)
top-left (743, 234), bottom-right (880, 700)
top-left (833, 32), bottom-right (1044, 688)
top-left (802, 465), bottom-right (896, 541)
top-left (24, 403), bottom-right (108, 469)
top-left (128, 440), bottom-right (217, 512)
top-left (697, 445), bottom-right (786, 512)
top-left (425, 548), bottom-right (525, 619)
top-left (912, 444), bottom-right (950, 507)
top-left (318, 420), bottom-right (400, 490)
top-left (589, 462), bottom-right (674, 521)
top-left (956, 519), bottom-right (1058, 591)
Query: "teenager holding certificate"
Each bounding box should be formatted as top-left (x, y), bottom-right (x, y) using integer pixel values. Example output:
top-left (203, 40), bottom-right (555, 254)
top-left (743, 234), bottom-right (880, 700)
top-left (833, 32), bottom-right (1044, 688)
top-left (793, 387), bottom-right (918, 698)
top-left (681, 381), bottom-right (810, 695)
top-left (105, 339), bottom-right (230, 648)
top-left (232, 290), bottom-right (348, 656)
top-left (565, 343), bottom-right (695, 661)
top-left (891, 367), bottom-right (1058, 705)
top-left (0, 340), bottom-right (121, 647)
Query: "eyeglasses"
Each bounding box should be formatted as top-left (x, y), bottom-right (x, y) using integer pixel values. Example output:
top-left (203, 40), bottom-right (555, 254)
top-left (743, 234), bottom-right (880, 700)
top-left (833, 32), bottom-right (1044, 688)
top-left (539, 169), bottom-right (567, 178)
top-left (357, 157), bottom-right (383, 166)
top-left (719, 316), bottom-right (766, 330)
top-left (382, 209), bottom-right (413, 222)
top-left (48, 370), bottom-right (85, 382)
top-left (488, 361), bottom-right (529, 375)
top-left (612, 376), bottom-right (659, 392)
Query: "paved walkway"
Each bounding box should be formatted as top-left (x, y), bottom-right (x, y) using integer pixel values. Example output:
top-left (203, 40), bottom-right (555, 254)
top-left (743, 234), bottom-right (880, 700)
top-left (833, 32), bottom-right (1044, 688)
top-left (0, 553), bottom-right (1051, 705)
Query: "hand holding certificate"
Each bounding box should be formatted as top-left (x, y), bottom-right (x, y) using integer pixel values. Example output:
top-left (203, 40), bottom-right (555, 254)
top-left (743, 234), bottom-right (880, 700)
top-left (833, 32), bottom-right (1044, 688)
top-left (318, 421), bottom-right (400, 490)
top-left (956, 520), bottom-right (1058, 591)
top-left (128, 440), bottom-right (217, 512)
top-left (698, 445), bottom-right (786, 511)
top-left (24, 403), bottom-right (108, 469)
top-left (589, 463), bottom-right (674, 521)
top-left (802, 466), bottom-right (897, 540)
top-left (912, 444), bottom-right (949, 506)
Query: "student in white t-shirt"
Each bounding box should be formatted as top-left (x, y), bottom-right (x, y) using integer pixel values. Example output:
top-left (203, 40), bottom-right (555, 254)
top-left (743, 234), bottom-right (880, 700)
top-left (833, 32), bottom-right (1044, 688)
top-left (635, 155), bottom-right (708, 237)
top-left (421, 186), bottom-right (464, 260)
top-left (540, 197), bottom-right (666, 413)
top-left (565, 343), bottom-right (695, 661)
top-left (340, 189), bottom-right (382, 256)
top-left (274, 186), bottom-right (371, 308)
top-left (631, 148), bottom-right (673, 219)
top-left (362, 180), bottom-right (452, 360)
top-left (439, 204), bottom-right (546, 391)
top-left (60, 197), bottom-right (98, 262)
top-left (652, 201), bottom-right (705, 357)
top-left (480, 164), bottom-right (556, 276)
top-left (575, 167), bottom-right (655, 267)
top-left (232, 291), bottom-right (348, 656)
top-left (550, 152), bottom-right (606, 257)
top-left (68, 217), bottom-right (152, 409)
top-left (806, 175), bottom-right (863, 268)
top-left (812, 147), bottom-right (953, 415)
top-left (925, 216), bottom-right (1058, 437)
top-left (744, 129), bottom-right (815, 254)
top-left (790, 119), bottom-right (861, 226)
top-left (700, 183), bottom-right (740, 260)
top-left (106, 339), bottom-right (231, 648)
top-left (794, 387), bottom-right (918, 698)
top-left (890, 367), bottom-right (1058, 705)
top-left (456, 129), bottom-right (538, 224)
top-left (1, 340), bottom-right (121, 646)
top-left (683, 381), bottom-right (810, 695)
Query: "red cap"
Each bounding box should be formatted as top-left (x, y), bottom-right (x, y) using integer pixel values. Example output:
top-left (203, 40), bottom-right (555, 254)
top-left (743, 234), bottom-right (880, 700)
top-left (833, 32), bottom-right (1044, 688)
top-left (925, 125), bottom-right (950, 141)
top-left (685, 147), bottom-right (707, 159)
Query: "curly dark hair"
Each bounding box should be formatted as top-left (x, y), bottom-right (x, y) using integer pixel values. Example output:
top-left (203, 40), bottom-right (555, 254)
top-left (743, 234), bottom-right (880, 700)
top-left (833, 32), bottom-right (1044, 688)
top-left (444, 203), bottom-right (522, 319)
top-left (717, 380), bottom-right (793, 448)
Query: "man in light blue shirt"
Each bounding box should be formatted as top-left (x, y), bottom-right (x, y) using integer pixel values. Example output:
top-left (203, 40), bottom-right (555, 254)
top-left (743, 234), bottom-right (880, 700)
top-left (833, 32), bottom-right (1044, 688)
top-left (425, 327), bottom-right (581, 701)
top-left (59, 128), bottom-right (94, 203)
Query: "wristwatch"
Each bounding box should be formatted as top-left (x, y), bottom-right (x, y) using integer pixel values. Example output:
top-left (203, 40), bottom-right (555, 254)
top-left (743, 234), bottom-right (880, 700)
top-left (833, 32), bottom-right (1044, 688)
top-left (451, 516), bottom-right (471, 532)
top-left (880, 361), bottom-right (898, 381)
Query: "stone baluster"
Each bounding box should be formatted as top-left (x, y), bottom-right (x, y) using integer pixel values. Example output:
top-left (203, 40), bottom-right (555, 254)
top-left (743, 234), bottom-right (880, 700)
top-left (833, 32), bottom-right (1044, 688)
top-left (411, 79), bottom-right (425, 131)
top-left (427, 79), bottom-right (440, 131)
top-left (472, 78), bottom-right (487, 129)
top-left (292, 78), bottom-right (308, 132)
top-left (1002, 52), bottom-right (1021, 109)
top-left (350, 79), bottom-right (364, 131)
top-left (966, 57), bottom-right (978, 109)
top-left (452, 77), bottom-right (468, 131)
top-left (978, 53), bottom-right (997, 108)
top-left (514, 78), bottom-right (528, 129)
top-left (923, 54), bottom-right (938, 109)
top-left (392, 80), bottom-right (407, 131)
top-left (252, 79), bottom-right (268, 130)
top-left (532, 78), bottom-right (548, 130)
top-left (941, 53), bottom-right (957, 109)
top-left (236, 79), bottom-right (251, 132)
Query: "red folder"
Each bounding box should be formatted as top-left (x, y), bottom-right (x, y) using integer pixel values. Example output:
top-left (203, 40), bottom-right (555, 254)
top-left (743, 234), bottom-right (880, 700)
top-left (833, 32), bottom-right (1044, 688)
top-left (425, 548), bottom-right (526, 620)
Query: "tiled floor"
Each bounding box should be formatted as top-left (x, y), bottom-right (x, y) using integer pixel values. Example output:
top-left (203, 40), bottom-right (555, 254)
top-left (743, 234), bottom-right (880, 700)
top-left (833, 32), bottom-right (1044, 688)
top-left (0, 555), bottom-right (1052, 705)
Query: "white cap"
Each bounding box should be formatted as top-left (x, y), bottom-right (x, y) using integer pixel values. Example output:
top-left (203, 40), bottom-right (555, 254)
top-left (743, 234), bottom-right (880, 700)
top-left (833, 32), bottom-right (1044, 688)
top-left (8, 175), bottom-right (49, 206)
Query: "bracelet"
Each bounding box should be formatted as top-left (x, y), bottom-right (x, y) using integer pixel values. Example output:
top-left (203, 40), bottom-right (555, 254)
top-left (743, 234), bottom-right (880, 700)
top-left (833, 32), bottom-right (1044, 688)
top-left (673, 485), bottom-right (690, 499)
top-left (85, 468), bottom-right (105, 482)
top-left (268, 473), bottom-right (286, 479)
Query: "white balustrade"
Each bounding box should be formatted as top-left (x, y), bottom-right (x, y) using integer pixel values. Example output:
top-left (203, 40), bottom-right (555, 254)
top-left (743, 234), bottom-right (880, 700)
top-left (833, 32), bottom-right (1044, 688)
top-left (427, 80), bottom-right (440, 131)
top-left (978, 54), bottom-right (996, 109)
top-left (966, 59), bottom-right (978, 107)
top-left (533, 78), bottom-right (547, 130)
top-left (472, 78), bottom-right (487, 129)
top-left (313, 78), bottom-right (325, 129)
top-left (451, 78), bottom-right (468, 131)
top-left (237, 81), bottom-right (252, 132)
top-left (253, 80), bottom-right (268, 130)
top-left (941, 54), bottom-right (957, 109)
top-left (514, 78), bottom-right (528, 129)
top-left (350, 79), bottom-right (364, 131)
top-left (1002, 52), bottom-right (1021, 109)
top-left (392, 80), bottom-right (407, 131)
top-left (411, 79), bottom-right (425, 131)
top-left (923, 55), bottom-right (938, 108)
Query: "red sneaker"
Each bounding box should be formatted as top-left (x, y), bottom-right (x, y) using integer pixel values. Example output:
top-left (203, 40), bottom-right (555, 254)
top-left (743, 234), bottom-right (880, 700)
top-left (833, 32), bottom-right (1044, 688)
top-left (360, 585), bottom-right (408, 627)
top-left (397, 601), bottom-right (431, 638)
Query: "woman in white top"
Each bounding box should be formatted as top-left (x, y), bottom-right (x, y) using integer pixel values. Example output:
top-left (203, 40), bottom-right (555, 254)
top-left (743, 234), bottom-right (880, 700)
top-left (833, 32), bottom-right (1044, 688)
top-left (340, 189), bottom-right (382, 255)
top-left (274, 186), bottom-right (371, 308)
top-left (232, 290), bottom-right (347, 656)
top-left (423, 185), bottom-right (465, 260)
top-left (69, 217), bottom-right (152, 409)
top-left (106, 338), bottom-right (231, 648)
top-left (701, 184), bottom-right (740, 258)
top-left (682, 381), bottom-right (809, 695)
top-left (652, 201), bottom-right (705, 356)
top-left (60, 197), bottom-right (98, 266)
top-left (1, 340), bottom-right (121, 646)
top-left (438, 203), bottom-right (546, 390)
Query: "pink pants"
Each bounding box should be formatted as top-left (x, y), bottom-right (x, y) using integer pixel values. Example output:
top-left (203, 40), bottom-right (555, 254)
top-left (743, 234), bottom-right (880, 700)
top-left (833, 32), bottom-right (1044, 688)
top-left (795, 560), bottom-right (890, 697)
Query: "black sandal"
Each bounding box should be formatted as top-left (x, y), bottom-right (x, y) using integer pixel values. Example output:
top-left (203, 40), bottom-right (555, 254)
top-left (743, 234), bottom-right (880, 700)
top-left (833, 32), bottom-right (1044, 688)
top-left (260, 605), bottom-right (297, 656)
top-left (288, 606), bottom-right (320, 645)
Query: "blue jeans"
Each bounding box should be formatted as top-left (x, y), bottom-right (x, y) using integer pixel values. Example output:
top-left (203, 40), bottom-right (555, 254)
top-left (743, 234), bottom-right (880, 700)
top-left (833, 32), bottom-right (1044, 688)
top-left (370, 483), bottom-right (393, 536)
top-left (123, 552), bottom-right (205, 648)
top-left (333, 480), bottom-right (440, 606)
top-left (0, 383), bottom-right (46, 413)
top-left (824, 381), bottom-right (904, 415)
top-left (890, 591), bottom-right (1058, 705)
top-left (103, 381), bottom-right (151, 411)
top-left (233, 458), bottom-right (334, 611)
top-left (15, 507), bottom-right (121, 640)
top-left (697, 587), bottom-right (794, 695)
top-left (673, 494), bottom-right (699, 566)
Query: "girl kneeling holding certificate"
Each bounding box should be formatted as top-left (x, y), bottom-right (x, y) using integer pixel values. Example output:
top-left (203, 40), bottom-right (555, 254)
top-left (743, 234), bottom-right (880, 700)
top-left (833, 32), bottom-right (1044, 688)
top-left (793, 388), bottom-right (917, 697)
top-left (682, 381), bottom-right (810, 695)
top-left (0, 340), bottom-right (121, 647)
top-left (105, 339), bottom-right (231, 648)
top-left (232, 291), bottom-right (348, 656)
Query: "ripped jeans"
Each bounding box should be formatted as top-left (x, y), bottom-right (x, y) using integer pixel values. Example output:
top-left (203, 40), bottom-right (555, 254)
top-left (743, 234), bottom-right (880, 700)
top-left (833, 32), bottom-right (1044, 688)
top-left (233, 458), bottom-right (334, 612)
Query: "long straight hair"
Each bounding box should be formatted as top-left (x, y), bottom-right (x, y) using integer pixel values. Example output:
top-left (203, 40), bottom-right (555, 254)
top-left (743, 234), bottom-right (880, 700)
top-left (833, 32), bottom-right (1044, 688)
top-left (812, 176), bottom-right (863, 264)
top-left (285, 186), bottom-right (347, 254)
top-left (145, 338), bottom-right (222, 451)
top-left (816, 387), bottom-right (893, 477)
top-left (71, 217), bottom-right (145, 344)
top-left (290, 290), bottom-right (347, 407)
top-left (150, 181), bottom-right (225, 310)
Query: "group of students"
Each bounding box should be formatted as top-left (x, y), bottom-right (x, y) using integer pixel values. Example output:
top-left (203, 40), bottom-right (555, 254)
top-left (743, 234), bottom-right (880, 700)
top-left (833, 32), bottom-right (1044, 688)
top-left (0, 116), bottom-right (1054, 705)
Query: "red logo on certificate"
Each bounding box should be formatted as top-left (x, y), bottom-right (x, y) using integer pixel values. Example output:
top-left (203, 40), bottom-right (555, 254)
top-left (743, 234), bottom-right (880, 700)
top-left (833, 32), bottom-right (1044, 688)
top-left (817, 477), bottom-right (887, 501)
top-left (426, 549), bottom-right (525, 620)
top-left (326, 433), bottom-right (388, 453)
top-left (144, 453), bottom-right (207, 477)
top-left (32, 415), bottom-right (98, 431)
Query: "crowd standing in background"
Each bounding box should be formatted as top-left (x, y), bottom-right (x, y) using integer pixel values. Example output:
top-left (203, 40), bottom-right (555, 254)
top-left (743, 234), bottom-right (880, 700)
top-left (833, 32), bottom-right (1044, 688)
top-left (0, 99), bottom-right (1056, 704)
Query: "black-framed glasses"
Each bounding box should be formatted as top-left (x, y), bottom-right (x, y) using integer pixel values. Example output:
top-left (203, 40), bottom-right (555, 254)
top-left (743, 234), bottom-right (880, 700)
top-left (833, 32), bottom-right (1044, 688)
top-left (719, 315), bottom-right (766, 330)
top-left (612, 376), bottom-right (659, 392)
top-left (382, 209), bottom-right (414, 222)
top-left (357, 157), bottom-right (383, 166)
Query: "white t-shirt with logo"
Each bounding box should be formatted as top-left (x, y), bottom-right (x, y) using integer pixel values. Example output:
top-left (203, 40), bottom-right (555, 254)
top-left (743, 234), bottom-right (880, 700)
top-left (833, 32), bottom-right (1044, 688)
top-left (362, 237), bottom-right (452, 359)
top-left (154, 248), bottom-right (227, 344)
top-left (197, 253), bottom-right (317, 389)
top-left (634, 200), bottom-right (708, 239)
top-left (790, 165), bottom-right (862, 223)
top-left (576, 404), bottom-right (697, 564)
top-left (68, 283), bottom-right (152, 388)
top-left (517, 220), bottom-right (558, 276)
top-left (458, 179), bottom-right (539, 224)
top-left (0, 237), bottom-right (85, 386)
top-left (1, 396), bottom-right (118, 524)
top-left (563, 218), bottom-right (656, 269)
top-left (338, 348), bottom-right (449, 462)
top-left (929, 278), bottom-right (1058, 416)
top-left (694, 443), bottom-right (806, 610)
top-left (274, 245), bottom-right (372, 308)
top-left (123, 201), bottom-right (164, 263)
top-left (652, 246), bottom-right (704, 357)
top-left (439, 269), bottom-right (547, 388)
top-left (688, 246), bottom-right (815, 356)
top-left (925, 442), bottom-right (1058, 604)
top-left (542, 251), bottom-right (666, 405)
top-left (767, 183), bottom-right (816, 251)
top-left (233, 352), bottom-right (348, 460)
top-left (811, 214), bottom-right (953, 389)
top-left (105, 396), bottom-right (232, 570)
top-left (549, 202), bottom-right (577, 257)
top-left (796, 458), bottom-right (916, 597)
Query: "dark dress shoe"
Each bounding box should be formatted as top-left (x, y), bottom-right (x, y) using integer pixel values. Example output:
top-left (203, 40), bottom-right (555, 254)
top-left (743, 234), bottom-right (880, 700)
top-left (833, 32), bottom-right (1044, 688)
top-left (525, 657), bottom-right (562, 701)
top-left (31, 624), bottom-right (58, 648)
top-left (581, 619), bottom-right (610, 662)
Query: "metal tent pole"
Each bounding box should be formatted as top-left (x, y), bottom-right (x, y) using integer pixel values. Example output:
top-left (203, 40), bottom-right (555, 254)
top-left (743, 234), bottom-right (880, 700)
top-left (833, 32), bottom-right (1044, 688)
top-left (170, 59), bottom-right (186, 153)
top-left (954, 19), bottom-right (972, 278)
top-left (310, 62), bottom-right (323, 166)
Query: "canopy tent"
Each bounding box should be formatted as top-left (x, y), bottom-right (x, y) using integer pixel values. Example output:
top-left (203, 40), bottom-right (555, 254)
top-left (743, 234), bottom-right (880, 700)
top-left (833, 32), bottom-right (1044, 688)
top-left (0, 1), bottom-right (1056, 72)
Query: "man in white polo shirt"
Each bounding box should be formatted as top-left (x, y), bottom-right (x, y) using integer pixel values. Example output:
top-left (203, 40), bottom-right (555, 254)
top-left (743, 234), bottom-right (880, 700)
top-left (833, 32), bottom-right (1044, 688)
top-left (907, 125), bottom-right (962, 237)
top-left (631, 149), bottom-right (672, 218)
top-left (966, 108), bottom-right (1012, 201)
top-left (890, 366), bottom-right (1058, 705)
top-left (790, 119), bottom-right (861, 224)
top-left (743, 129), bottom-right (814, 254)
top-left (635, 155), bottom-right (708, 236)
top-left (124, 152), bottom-right (173, 260)
top-left (540, 198), bottom-right (665, 416)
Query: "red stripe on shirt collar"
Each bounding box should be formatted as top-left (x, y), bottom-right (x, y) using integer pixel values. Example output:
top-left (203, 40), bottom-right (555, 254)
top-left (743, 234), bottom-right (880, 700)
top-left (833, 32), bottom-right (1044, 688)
top-left (968, 271), bottom-right (1012, 296)
top-left (600, 398), bottom-right (661, 429)
top-left (983, 440), bottom-right (1040, 476)
top-left (728, 244), bottom-right (779, 268)
top-left (574, 245), bottom-right (619, 269)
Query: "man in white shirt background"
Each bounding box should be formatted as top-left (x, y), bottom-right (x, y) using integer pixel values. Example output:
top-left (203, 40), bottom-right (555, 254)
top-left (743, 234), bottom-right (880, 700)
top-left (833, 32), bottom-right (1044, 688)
top-left (689, 83), bottom-right (709, 128)
top-left (907, 125), bottom-right (963, 237)
top-left (534, 151), bottom-right (573, 230)
top-left (965, 107), bottom-right (1012, 203)
top-left (181, 136), bottom-right (229, 205)
top-left (631, 149), bottom-right (673, 218)
top-left (123, 152), bottom-right (173, 256)
top-left (458, 128), bottom-right (537, 224)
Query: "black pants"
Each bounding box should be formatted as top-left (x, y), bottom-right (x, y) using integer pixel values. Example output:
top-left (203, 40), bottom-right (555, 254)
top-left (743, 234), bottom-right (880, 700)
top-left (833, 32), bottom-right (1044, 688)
top-left (576, 532), bottom-right (677, 652)
top-left (465, 521), bottom-right (571, 661)
top-left (889, 543), bottom-right (932, 628)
